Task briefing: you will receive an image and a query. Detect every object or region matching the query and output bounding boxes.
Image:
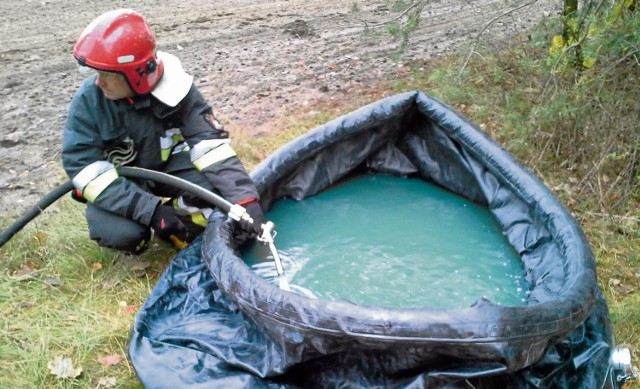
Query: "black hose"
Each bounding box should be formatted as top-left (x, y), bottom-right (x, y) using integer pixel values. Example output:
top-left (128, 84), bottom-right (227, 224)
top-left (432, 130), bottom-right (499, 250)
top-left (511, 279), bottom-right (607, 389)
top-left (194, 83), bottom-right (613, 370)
top-left (0, 180), bottom-right (75, 248)
top-left (118, 167), bottom-right (234, 213)
top-left (0, 167), bottom-right (236, 248)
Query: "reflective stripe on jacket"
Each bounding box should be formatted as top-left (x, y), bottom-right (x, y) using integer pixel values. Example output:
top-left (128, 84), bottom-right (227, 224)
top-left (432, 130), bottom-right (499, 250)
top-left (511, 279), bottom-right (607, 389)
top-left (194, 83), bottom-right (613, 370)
top-left (71, 160), bottom-right (119, 202)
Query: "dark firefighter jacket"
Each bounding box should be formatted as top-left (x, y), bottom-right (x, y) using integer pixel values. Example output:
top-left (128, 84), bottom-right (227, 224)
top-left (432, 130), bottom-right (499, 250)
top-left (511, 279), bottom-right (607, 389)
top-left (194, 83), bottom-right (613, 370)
top-left (61, 75), bottom-right (259, 227)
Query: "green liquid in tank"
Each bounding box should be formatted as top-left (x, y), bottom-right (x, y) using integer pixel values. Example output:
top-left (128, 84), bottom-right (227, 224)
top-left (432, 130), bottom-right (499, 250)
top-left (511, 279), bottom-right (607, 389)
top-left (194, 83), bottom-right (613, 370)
top-left (243, 175), bottom-right (528, 308)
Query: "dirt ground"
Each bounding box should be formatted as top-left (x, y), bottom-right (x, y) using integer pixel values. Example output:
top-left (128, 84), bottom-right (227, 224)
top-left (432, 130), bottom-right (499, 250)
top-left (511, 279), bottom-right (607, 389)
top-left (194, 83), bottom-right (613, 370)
top-left (0, 0), bottom-right (561, 221)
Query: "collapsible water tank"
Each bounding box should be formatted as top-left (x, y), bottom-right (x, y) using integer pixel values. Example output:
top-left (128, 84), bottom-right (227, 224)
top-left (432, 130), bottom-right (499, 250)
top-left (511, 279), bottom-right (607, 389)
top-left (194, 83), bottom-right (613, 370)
top-left (130, 91), bottom-right (628, 388)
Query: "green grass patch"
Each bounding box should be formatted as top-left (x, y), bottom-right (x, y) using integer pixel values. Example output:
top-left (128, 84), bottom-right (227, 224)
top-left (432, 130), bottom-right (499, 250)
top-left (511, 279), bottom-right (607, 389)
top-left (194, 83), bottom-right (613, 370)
top-left (1, 199), bottom-right (173, 388)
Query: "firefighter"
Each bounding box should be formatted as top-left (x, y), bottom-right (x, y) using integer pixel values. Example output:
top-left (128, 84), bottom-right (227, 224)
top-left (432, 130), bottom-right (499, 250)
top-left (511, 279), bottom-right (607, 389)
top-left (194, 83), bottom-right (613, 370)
top-left (62, 9), bottom-right (265, 254)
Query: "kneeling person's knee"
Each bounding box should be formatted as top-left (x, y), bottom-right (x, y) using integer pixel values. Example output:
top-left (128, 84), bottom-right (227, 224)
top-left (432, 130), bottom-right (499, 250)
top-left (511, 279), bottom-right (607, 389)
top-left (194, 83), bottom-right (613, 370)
top-left (86, 205), bottom-right (151, 254)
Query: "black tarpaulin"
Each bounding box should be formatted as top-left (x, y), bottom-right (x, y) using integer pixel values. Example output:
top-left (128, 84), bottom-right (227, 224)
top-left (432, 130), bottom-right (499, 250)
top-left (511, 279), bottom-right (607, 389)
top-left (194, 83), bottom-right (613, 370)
top-left (129, 91), bottom-right (617, 388)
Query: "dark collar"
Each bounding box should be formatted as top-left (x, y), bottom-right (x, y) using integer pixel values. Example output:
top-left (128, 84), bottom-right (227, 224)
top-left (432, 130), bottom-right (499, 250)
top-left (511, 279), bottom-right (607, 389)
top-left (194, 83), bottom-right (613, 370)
top-left (128, 94), bottom-right (153, 110)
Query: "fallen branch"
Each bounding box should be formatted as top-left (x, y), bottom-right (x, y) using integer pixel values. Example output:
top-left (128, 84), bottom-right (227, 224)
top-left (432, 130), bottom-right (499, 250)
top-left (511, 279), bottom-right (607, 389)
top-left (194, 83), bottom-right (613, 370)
top-left (582, 211), bottom-right (640, 222)
top-left (458, 0), bottom-right (539, 78)
top-left (358, 0), bottom-right (424, 28)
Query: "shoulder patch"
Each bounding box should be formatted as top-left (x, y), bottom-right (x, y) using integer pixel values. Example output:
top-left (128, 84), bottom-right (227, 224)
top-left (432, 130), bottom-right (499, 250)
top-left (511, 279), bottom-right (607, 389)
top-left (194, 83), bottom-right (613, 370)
top-left (205, 113), bottom-right (228, 137)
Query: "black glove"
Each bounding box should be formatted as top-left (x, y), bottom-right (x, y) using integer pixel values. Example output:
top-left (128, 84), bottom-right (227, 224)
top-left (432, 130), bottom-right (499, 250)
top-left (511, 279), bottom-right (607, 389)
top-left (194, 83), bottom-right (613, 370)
top-left (150, 204), bottom-right (190, 244)
top-left (238, 200), bottom-right (266, 234)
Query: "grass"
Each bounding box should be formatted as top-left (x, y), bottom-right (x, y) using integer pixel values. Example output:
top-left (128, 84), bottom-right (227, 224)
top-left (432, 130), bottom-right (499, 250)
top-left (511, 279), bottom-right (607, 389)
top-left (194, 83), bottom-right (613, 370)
top-left (2, 14), bottom-right (639, 389)
top-left (1, 199), bottom-right (173, 388)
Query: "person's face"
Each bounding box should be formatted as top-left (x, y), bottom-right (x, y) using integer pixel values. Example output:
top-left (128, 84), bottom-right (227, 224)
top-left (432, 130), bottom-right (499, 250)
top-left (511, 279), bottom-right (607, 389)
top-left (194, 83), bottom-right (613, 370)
top-left (94, 71), bottom-right (134, 100)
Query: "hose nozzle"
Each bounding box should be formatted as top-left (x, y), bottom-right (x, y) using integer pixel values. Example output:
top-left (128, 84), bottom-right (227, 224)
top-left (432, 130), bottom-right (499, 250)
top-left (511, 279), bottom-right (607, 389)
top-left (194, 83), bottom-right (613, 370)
top-left (258, 221), bottom-right (284, 275)
top-left (257, 221), bottom-right (289, 290)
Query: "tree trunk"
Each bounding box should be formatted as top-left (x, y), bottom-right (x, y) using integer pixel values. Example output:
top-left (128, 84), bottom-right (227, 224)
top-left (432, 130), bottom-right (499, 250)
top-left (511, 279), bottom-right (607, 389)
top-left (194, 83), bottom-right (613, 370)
top-left (563, 0), bottom-right (583, 69)
top-left (563, 0), bottom-right (579, 42)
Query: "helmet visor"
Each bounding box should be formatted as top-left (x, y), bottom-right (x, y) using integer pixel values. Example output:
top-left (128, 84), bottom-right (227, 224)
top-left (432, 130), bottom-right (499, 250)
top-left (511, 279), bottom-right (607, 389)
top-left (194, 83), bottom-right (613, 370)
top-left (78, 65), bottom-right (122, 81)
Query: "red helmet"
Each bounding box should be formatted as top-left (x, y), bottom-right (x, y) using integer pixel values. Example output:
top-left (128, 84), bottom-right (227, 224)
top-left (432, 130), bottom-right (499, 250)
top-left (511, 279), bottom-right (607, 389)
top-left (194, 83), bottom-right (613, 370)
top-left (73, 9), bottom-right (164, 95)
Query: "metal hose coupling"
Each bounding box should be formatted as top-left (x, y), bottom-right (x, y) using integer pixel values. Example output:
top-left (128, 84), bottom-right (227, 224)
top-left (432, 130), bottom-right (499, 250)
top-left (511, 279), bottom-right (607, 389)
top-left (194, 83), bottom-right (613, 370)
top-left (228, 203), bottom-right (253, 223)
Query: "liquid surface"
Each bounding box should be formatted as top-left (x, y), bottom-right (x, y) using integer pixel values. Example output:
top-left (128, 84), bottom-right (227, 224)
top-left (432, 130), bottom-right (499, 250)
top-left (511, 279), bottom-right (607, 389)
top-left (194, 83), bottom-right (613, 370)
top-left (244, 175), bottom-right (528, 308)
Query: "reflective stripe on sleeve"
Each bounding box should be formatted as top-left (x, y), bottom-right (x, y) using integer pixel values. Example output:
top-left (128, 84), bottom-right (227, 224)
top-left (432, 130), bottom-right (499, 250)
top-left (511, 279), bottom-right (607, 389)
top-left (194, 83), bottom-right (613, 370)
top-left (190, 139), bottom-right (236, 171)
top-left (160, 128), bottom-right (185, 161)
top-left (71, 161), bottom-right (119, 203)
